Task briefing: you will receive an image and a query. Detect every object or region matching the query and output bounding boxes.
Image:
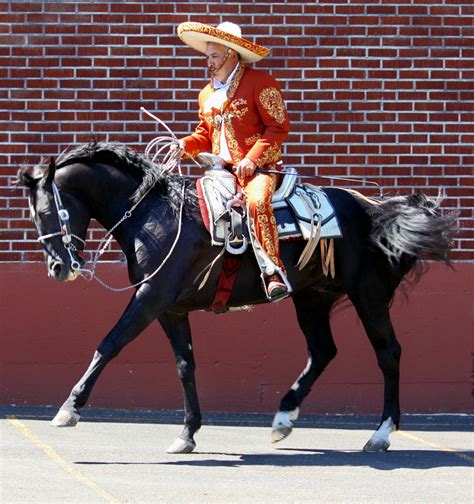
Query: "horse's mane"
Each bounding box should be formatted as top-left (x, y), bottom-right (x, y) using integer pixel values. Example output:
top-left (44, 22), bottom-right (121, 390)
top-left (56, 141), bottom-right (197, 215)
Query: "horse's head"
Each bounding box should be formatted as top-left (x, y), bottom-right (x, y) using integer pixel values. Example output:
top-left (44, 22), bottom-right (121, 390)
top-left (16, 158), bottom-right (91, 281)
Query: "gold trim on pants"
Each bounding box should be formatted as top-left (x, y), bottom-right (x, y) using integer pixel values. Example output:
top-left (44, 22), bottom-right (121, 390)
top-left (238, 171), bottom-right (283, 270)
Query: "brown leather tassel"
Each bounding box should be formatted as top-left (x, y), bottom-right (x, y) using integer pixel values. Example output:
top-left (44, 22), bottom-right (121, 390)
top-left (320, 239), bottom-right (328, 276)
top-left (328, 238), bottom-right (335, 278)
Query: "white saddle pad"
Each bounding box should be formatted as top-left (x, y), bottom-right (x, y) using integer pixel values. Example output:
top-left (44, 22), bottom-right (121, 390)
top-left (199, 170), bottom-right (342, 248)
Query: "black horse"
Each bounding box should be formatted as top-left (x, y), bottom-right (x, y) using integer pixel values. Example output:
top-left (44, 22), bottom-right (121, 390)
top-left (16, 142), bottom-right (454, 454)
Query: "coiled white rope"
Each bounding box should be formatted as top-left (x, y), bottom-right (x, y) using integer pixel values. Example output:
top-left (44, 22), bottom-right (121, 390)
top-left (77, 110), bottom-right (187, 292)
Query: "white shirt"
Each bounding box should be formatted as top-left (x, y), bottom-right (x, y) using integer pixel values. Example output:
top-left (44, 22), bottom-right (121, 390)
top-left (203, 64), bottom-right (240, 163)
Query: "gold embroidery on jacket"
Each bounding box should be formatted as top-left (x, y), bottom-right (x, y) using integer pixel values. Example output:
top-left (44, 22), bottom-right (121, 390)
top-left (256, 142), bottom-right (281, 167)
top-left (223, 119), bottom-right (243, 163)
top-left (245, 133), bottom-right (262, 146)
top-left (259, 87), bottom-right (287, 124)
top-left (226, 64), bottom-right (245, 104)
top-left (228, 98), bottom-right (248, 118)
top-left (204, 108), bottom-right (221, 154)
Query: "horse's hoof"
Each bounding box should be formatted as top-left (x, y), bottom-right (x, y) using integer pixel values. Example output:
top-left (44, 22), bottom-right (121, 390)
top-left (363, 437), bottom-right (390, 453)
top-left (51, 409), bottom-right (80, 427)
top-left (271, 427), bottom-right (292, 443)
top-left (166, 437), bottom-right (196, 454)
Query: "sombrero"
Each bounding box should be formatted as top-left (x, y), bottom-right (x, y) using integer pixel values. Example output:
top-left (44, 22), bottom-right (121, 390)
top-left (177, 21), bottom-right (270, 63)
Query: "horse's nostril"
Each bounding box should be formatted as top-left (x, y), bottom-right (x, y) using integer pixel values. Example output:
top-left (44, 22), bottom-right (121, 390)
top-left (51, 262), bottom-right (62, 274)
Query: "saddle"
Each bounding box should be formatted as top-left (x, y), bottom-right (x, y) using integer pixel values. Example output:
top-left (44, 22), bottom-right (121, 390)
top-left (195, 153), bottom-right (342, 279)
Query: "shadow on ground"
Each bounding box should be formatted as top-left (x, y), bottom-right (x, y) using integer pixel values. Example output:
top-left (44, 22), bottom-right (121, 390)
top-left (74, 447), bottom-right (474, 470)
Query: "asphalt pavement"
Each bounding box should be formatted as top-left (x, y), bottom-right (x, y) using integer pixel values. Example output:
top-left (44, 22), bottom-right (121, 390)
top-left (1, 405), bottom-right (473, 503)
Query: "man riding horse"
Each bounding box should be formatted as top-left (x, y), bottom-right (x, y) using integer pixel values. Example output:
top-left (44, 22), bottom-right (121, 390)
top-left (177, 21), bottom-right (291, 300)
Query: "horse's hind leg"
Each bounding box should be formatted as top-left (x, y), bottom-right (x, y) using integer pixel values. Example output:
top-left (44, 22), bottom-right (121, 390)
top-left (272, 292), bottom-right (337, 442)
top-left (52, 285), bottom-right (162, 427)
top-left (350, 295), bottom-right (401, 452)
top-left (158, 311), bottom-right (201, 454)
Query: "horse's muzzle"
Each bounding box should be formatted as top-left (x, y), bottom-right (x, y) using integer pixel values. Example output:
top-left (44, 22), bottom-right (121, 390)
top-left (47, 255), bottom-right (83, 282)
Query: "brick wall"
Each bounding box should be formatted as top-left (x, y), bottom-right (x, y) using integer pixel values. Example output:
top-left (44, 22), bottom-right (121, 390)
top-left (1, 0), bottom-right (472, 262)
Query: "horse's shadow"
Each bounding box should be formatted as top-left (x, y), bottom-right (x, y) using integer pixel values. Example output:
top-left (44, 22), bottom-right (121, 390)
top-left (76, 447), bottom-right (474, 471)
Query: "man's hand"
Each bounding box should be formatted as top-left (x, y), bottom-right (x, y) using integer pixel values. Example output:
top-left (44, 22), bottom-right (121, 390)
top-left (235, 157), bottom-right (257, 178)
top-left (170, 139), bottom-right (185, 159)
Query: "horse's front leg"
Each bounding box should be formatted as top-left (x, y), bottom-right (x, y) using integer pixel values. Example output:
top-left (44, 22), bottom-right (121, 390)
top-left (52, 284), bottom-right (162, 427)
top-left (158, 311), bottom-right (201, 454)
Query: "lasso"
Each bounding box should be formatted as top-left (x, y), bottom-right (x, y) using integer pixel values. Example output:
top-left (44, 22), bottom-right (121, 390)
top-left (76, 108), bottom-right (187, 292)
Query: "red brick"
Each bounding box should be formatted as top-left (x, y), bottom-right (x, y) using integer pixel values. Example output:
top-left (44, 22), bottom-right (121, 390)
top-left (10, 23), bottom-right (41, 35)
top-left (366, 112), bottom-right (397, 122)
top-left (351, 145), bottom-right (380, 154)
top-left (335, 91), bottom-right (365, 100)
top-left (431, 135), bottom-right (461, 144)
top-left (446, 37), bottom-right (473, 47)
top-left (332, 4), bottom-right (363, 15)
top-left (143, 3), bottom-right (176, 13)
top-left (317, 15), bottom-right (347, 25)
top-left (433, 27), bottom-right (462, 38)
top-left (319, 123), bottom-right (350, 133)
top-left (431, 156), bottom-right (462, 165)
top-left (367, 5), bottom-right (397, 15)
top-left (399, 5), bottom-right (428, 15)
top-left (1, 12), bottom-right (26, 23)
top-left (399, 135), bottom-right (429, 143)
top-left (92, 14), bottom-right (125, 24)
top-left (381, 145), bottom-right (411, 155)
top-left (352, 81), bottom-right (383, 90)
top-left (445, 16), bottom-right (472, 26)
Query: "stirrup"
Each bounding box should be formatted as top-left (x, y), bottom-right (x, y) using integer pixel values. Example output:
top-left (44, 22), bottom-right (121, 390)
top-left (263, 271), bottom-right (291, 303)
top-left (267, 279), bottom-right (287, 299)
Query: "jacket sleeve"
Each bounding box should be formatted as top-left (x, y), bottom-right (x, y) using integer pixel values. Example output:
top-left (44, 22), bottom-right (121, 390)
top-left (181, 89), bottom-right (212, 157)
top-left (245, 73), bottom-right (290, 168)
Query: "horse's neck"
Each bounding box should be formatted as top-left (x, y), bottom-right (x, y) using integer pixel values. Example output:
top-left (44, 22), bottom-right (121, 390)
top-left (74, 163), bottom-right (171, 251)
top-left (65, 163), bottom-right (137, 233)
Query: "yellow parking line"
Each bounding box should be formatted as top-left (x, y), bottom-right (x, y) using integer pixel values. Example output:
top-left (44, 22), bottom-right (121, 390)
top-left (7, 416), bottom-right (120, 503)
top-left (398, 430), bottom-right (474, 463)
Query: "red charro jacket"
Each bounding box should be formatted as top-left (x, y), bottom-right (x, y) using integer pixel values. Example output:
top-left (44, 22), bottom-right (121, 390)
top-left (182, 64), bottom-right (290, 168)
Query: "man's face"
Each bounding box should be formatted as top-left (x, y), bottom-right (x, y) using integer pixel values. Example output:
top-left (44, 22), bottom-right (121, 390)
top-left (205, 42), bottom-right (235, 78)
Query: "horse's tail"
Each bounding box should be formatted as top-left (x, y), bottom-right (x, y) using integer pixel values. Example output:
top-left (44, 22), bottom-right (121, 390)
top-left (368, 191), bottom-right (457, 268)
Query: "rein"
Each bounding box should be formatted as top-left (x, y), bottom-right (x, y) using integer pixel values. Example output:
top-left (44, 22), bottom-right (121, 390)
top-left (79, 178), bottom-right (186, 292)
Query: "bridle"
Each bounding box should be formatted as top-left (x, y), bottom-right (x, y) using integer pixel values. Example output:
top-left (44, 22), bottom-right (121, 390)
top-left (36, 181), bottom-right (86, 271)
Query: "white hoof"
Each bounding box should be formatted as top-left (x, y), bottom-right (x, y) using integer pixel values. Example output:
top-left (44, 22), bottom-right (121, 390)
top-left (51, 409), bottom-right (80, 427)
top-left (166, 437), bottom-right (196, 454)
top-left (271, 408), bottom-right (299, 444)
top-left (363, 418), bottom-right (396, 452)
top-left (363, 437), bottom-right (390, 453)
top-left (271, 426), bottom-right (292, 443)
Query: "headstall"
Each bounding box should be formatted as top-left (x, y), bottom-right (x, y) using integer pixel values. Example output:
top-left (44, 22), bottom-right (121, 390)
top-left (36, 181), bottom-right (86, 271)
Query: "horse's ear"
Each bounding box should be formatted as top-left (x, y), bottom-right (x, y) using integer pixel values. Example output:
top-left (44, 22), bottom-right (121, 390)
top-left (45, 157), bottom-right (56, 184)
top-left (14, 167), bottom-right (38, 189)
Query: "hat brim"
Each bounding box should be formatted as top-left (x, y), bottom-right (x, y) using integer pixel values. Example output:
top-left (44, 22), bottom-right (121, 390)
top-left (178, 22), bottom-right (270, 64)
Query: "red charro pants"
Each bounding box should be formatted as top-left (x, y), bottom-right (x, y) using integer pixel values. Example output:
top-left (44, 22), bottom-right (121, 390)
top-left (237, 171), bottom-right (284, 271)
